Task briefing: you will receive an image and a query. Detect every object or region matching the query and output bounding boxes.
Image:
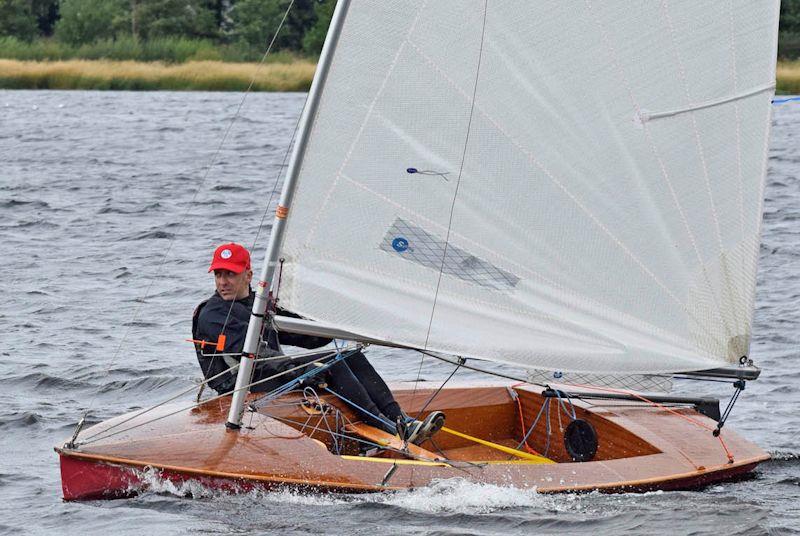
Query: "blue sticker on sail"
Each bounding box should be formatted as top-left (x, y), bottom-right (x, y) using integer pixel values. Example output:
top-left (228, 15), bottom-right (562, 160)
top-left (392, 237), bottom-right (409, 252)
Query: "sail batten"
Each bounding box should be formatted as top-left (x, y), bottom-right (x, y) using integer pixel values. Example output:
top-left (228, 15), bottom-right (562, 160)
top-left (277, 0), bottom-right (779, 374)
top-left (638, 83), bottom-right (776, 123)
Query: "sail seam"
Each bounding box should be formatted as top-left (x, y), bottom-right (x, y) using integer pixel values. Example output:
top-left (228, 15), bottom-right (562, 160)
top-left (334, 171), bottom-right (576, 294)
top-left (728, 0), bottom-right (747, 355)
top-left (728, 0), bottom-right (745, 263)
top-left (381, 0), bottom-right (730, 354)
top-left (423, 0), bottom-right (490, 350)
top-left (333, 169), bottom-right (699, 348)
top-left (299, 1), bottom-right (431, 254)
top-left (404, 40), bottom-right (679, 311)
top-left (744, 3), bottom-right (781, 364)
top-left (658, 0), bottom-right (734, 343)
top-left (294, 244), bottom-right (704, 356)
top-left (406, 40), bottom-right (699, 321)
top-left (584, 0), bottom-right (725, 352)
top-left (293, 247), bottom-right (597, 341)
top-left (403, 21), bottom-right (726, 348)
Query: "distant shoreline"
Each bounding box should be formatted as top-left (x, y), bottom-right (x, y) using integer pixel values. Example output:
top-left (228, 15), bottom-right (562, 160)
top-left (776, 60), bottom-right (800, 94)
top-left (0, 59), bottom-right (316, 92)
top-left (0, 58), bottom-right (798, 93)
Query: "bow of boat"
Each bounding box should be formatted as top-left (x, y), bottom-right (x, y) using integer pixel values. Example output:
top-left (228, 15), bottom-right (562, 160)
top-left (56, 384), bottom-right (769, 500)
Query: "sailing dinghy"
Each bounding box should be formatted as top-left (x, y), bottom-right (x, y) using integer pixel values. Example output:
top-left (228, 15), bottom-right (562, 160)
top-left (57, 0), bottom-right (779, 500)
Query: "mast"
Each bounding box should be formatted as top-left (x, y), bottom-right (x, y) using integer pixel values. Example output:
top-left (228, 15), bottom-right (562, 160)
top-left (226, 0), bottom-right (352, 429)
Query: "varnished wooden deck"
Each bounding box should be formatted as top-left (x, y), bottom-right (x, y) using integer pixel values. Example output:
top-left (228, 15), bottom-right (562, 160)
top-left (56, 382), bottom-right (769, 500)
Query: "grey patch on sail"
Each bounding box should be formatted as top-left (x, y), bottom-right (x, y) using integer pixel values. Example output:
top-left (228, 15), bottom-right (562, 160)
top-left (526, 370), bottom-right (674, 394)
top-left (686, 240), bottom-right (756, 362)
top-left (380, 218), bottom-right (520, 291)
top-left (728, 334), bottom-right (751, 361)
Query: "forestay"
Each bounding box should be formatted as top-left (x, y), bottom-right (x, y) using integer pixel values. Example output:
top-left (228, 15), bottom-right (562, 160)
top-left (276, 0), bottom-right (780, 374)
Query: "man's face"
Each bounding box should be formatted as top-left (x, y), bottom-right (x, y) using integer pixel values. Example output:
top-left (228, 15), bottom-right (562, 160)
top-left (214, 269), bottom-right (252, 301)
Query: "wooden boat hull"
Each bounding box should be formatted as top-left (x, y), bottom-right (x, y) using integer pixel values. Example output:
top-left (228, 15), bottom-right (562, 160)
top-left (56, 383), bottom-right (769, 500)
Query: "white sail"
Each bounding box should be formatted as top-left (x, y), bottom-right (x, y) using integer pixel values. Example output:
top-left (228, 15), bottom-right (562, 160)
top-left (276, 0), bottom-right (780, 374)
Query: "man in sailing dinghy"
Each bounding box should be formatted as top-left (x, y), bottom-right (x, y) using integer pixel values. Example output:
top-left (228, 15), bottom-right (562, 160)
top-left (193, 242), bottom-right (445, 445)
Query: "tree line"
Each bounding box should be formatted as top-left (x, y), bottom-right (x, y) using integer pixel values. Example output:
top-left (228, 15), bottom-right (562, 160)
top-left (0, 0), bottom-right (334, 56)
top-left (782, 0), bottom-right (800, 58)
top-left (0, 0), bottom-right (798, 60)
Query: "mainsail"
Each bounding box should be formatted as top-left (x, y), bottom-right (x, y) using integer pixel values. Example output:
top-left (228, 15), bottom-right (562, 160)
top-left (276, 1), bottom-right (780, 374)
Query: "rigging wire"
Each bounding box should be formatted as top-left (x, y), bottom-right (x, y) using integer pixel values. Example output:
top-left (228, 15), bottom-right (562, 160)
top-left (418, 349), bottom-right (537, 385)
top-left (509, 388), bottom-right (545, 457)
top-left (713, 379), bottom-right (746, 437)
top-left (198, 0), bottom-right (302, 400)
top-left (420, 348), bottom-right (743, 462)
top-left (73, 1), bottom-right (300, 437)
top-left (296, 386), bottom-right (343, 453)
top-left (75, 345), bottom-right (355, 446)
top-left (516, 396), bottom-right (550, 453)
top-left (85, 348), bottom-right (329, 443)
top-left (262, 412), bottom-right (451, 465)
top-left (410, 0), bottom-right (490, 431)
top-left (561, 380), bottom-right (736, 462)
top-left (322, 387), bottom-right (394, 430)
top-left (413, 355), bottom-right (465, 420)
top-left (421, 0), bottom-right (490, 352)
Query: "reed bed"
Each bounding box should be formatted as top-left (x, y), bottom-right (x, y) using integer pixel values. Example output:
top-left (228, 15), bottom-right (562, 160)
top-left (0, 59), bottom-right (316, 91)
top-left (0, 36), bottom-right (287, 64)
top-left (0, 58), bottom-right (797, 93)
top-left (777, 60), bottom-right (800, 95)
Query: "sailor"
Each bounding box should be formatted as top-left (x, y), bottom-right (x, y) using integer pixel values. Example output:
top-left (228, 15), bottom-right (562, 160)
top-left (193, 242), bottom-right (445, 445)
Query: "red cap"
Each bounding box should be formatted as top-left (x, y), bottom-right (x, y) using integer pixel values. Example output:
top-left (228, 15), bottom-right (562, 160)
top-left (208, 243), bottom-right (251, 274)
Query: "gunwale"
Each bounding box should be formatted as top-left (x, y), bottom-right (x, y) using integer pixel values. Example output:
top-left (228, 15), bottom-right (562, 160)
top-left (56, 382), bottom-right (770, 500)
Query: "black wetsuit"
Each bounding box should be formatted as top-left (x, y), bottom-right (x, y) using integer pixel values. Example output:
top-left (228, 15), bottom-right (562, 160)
top-left (193, 290), bottom-right (402, 432)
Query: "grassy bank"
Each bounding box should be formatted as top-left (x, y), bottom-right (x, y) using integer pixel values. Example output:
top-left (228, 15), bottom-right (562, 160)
top-left (0, 59), bottom-right (316, 91)
top-left (0, 58), bottom-right (797, 93)
top-left (0, 36), bottom-right (293, 64)
top-left (777, 60), bottom-right (800, 95)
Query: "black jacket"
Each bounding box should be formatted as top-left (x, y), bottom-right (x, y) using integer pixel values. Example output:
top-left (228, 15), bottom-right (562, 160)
top-left (193, 290), bottom-right (331, 394)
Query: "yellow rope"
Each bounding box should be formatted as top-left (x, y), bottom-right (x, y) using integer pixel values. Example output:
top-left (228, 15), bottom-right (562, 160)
top-left (339, 456), bottom-right (449, 467)
top-left (339, 455), bottom-right (555, 466)
top-left (440, 426), bottom-right (555, 464)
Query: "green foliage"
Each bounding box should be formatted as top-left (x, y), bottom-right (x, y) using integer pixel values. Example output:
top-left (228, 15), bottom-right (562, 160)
top-left (302, 0), bottom-right (333, 56)
top-left (3, 1), bottom-right (799, 63)
top-left (281, 0), bottom-right (318, 50)
top-left (135, 0), bottom-right (218, 40)
top-left (230, 0), bottom-right (319, 53)
top-left (0, 35), bottom-right (291, 62)
top-left (0, 35), bottom-right (66, 59)
top-left (781, 0), bottom-right (800, 34)
top-left (32, 0), bottom-right (60, 36)
top-left (780, 0), bottom-right (800, 58)
top-left (0, 0), bottom-right (38, 41)
top-left (55, 0), bottom-right (127, 45)
top-left (779, 32), bottom-right (800, 59)
top-left (230, 0), bottom-right (289, 51)
top-left (72, 36), bottom-right (222, 62)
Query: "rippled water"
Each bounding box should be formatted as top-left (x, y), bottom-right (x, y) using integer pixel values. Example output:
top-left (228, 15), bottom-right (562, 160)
top-left (1, 90), bottom-right (798, 535)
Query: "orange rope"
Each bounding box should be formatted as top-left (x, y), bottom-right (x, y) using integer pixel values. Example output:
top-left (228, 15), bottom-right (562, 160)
top-left (563, 382), bottom-right (712, 430)
top-left (511, 384), bottom-right (544, 456)
top-left (716, 433), bottom-right (736, 464)
top-left (560, 381), bottom-right (735, 463)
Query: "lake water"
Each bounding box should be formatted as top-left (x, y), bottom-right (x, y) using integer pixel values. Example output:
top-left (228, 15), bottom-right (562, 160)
top-left (1, 90), bottom-right (798, 535)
